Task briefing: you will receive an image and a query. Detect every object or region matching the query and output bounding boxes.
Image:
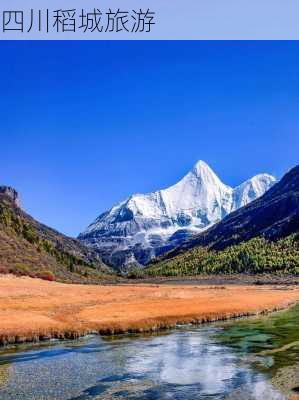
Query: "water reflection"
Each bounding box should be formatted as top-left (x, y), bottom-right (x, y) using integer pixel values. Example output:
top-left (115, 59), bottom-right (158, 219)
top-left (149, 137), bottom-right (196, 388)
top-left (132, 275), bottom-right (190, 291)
top-left (0, 306), bottom-right (298, 399)
top-left (126, 329), bottom-right (237, 389)
top-left (123, 328), bottom-right (284, 399)
top-left (217, 304), bottom-right (299, 398)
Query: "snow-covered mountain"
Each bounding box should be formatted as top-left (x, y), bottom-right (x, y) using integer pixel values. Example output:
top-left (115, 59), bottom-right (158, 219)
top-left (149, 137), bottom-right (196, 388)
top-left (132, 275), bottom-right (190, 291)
top-left (78, 161), bottom-right (276, 269)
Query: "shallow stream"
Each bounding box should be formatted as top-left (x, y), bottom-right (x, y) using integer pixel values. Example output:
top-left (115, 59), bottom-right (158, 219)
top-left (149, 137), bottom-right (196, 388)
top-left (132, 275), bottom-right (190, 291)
top-left (1, 305), bottom-right (299, 399)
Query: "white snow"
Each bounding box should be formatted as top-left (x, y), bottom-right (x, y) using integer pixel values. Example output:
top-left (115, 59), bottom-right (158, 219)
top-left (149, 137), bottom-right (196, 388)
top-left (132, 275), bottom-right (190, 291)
top-left (80, 160), bottom-right (276, 265)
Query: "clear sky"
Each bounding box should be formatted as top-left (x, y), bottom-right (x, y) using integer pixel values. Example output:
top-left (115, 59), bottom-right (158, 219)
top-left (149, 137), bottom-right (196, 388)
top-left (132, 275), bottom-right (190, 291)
top-left (0, 41), bottom-right (298, 237)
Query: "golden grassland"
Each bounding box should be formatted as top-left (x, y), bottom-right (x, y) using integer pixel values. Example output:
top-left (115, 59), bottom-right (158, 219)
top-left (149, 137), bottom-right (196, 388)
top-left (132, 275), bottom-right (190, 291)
top-left (1, 274), bottom-right (299, 346)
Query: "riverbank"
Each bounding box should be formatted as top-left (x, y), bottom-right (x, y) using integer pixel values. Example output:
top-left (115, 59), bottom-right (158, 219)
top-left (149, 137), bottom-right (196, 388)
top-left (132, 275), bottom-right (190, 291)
top-left (1, 274), bottom-right (299, 346)
top-left (137, 273), bottom-right (299, 286)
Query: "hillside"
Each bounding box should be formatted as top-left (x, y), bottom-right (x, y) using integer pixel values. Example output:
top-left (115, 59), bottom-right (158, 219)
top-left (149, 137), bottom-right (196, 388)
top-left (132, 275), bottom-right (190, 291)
top-left (0, 187), bottom-right (112, 283)
top-left (147, 234), bottom-right (299, 276)
top-left (147, 165), bottom-right (299, 276)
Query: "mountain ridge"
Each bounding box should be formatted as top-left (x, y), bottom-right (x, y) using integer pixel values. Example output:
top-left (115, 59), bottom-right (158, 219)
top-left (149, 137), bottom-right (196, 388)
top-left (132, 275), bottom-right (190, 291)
top-left (149, 164), bottom-right (299, 273)
top-left (79, 160), bottom-right (276, 269)
top-left (0, 186), bottom-right (111, 282)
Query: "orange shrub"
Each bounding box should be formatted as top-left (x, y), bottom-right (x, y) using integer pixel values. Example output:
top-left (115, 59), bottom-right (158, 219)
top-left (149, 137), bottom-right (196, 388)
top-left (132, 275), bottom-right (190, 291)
top-left (36, 271), bottom-right (55, 281)
top-left (0, 265), bottom-right (9, 274)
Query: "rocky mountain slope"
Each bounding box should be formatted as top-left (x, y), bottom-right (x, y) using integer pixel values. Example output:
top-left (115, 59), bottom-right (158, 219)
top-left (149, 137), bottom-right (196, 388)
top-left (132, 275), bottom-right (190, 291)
top-left (0, 186), bottom-right (111, 282)
top-left (147, 165), bottom-right (299, 276)
top-left (79, 161), bottom-right (276, 269)
top-left (165, 164), bottom-right (299, 256)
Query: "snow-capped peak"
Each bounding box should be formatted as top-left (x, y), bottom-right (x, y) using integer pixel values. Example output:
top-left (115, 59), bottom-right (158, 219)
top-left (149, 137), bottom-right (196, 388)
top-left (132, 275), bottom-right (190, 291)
top-left (232, 173), bottom-right (276, 210)
top-left (191, 160), bottom-right (229, 188)
top-left (79, 161), bottom-right (277, 268)
top-left (192, 160), bottom-right (216, 177)
top-left (193, 159), bottom-right (211, 174)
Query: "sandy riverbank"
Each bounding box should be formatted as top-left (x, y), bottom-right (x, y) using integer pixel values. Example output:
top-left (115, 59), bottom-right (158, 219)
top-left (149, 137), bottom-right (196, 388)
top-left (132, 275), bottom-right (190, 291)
top-left (1, 274), bottom-right (299, 346)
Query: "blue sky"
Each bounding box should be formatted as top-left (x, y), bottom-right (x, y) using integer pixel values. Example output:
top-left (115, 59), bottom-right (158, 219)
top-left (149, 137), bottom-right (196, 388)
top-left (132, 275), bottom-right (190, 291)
top-left (0, 41), bottom-right (298, 237)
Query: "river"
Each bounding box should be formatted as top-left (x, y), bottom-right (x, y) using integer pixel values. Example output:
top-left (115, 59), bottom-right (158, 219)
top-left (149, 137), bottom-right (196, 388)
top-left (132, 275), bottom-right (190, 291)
top-left (0, 304), bottom-right (299, 399)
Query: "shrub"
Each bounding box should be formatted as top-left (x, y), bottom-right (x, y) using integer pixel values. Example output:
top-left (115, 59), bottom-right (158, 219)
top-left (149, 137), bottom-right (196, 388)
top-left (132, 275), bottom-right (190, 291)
top-left (126, 267), bottom-right (145, 279)
top-left (14, 264), bottom-right (31, 277)
top-left (0, 265), bottom-right (9, 274)
top-left (36, 271), bottom-right (55, 281)
top-left (27, 272), bottom-right (37, 279)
